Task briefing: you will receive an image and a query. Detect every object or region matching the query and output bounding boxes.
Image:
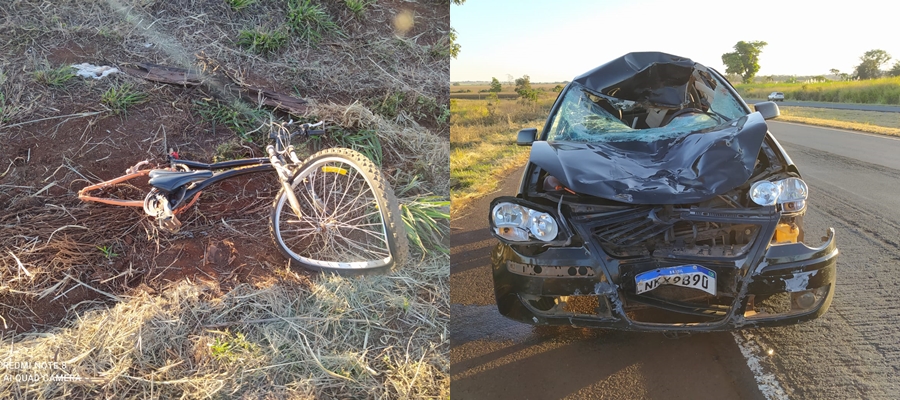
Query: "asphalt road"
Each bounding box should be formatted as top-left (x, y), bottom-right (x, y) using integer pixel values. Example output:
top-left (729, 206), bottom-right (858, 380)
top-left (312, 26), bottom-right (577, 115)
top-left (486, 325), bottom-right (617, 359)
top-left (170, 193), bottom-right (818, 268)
top-left (450, 120), bottom-right (900, 399)
top-left (743, 99), bottom-right (900, 113)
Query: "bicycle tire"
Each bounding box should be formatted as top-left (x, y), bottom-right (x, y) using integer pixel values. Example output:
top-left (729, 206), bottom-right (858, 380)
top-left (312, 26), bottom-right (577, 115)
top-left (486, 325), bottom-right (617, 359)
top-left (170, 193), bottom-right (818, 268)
top-left (269, 148), bottom-right (409, 274)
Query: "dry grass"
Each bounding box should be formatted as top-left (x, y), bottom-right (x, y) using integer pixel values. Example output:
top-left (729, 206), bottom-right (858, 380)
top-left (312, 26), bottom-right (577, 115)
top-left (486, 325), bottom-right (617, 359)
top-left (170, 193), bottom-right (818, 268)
top-left (0, 0), bottom-right (449, 397)
top-left (449, 96), bottom-right (554, 216)
top-left (0, 260), bottom-right (449, 398)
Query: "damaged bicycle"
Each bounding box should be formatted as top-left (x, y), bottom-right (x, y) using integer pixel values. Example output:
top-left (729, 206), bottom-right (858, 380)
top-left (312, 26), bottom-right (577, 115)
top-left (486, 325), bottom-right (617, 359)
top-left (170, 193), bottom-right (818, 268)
top-left (79, 121), bottom-right (409, 275)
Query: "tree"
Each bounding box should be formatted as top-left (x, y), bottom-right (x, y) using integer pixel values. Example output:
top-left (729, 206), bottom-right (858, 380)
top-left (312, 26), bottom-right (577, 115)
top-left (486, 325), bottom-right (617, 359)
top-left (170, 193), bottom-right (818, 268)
top-left (829, 68), bottom-right (840, 77)
top-left (890, 61), bottom-right (900, 77)
top-left (515, 75), bottom-right (538, 102)
top-left (448, 28), bottom-right (461, 59)
top-left (489, 77), bottom-right (502, 93)
top-left (721, 41), bottom-right (768, 84)
top-left (854, 49), bottom-right (891, 80)
top-left (449, 1), bottom-right (465, 58)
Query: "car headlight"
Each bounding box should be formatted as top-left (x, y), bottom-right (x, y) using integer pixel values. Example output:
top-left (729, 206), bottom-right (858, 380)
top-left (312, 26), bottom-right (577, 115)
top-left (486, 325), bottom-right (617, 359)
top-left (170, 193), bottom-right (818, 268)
top-left (492, 202), bottom-right (560, 242)
top-left (749, 177), bottom-right (808, 207)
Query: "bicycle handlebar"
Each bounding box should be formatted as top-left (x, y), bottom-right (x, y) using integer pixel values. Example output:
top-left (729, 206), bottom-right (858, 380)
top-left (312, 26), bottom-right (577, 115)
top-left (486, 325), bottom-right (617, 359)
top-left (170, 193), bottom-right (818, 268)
top-left (268, 121), bottom-right (326, 140)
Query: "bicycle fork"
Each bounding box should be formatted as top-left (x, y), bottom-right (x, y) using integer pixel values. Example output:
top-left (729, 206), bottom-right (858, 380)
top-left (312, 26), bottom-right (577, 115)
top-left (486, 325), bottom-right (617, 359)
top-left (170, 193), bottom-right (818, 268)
top-left (267, 145), bottom-right (304, 219)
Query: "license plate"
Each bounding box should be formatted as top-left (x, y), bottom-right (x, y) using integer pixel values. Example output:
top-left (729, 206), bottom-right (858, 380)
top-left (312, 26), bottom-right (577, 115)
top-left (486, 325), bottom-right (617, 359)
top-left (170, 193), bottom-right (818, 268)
top-left (635, 265), bottom-right (716, 296)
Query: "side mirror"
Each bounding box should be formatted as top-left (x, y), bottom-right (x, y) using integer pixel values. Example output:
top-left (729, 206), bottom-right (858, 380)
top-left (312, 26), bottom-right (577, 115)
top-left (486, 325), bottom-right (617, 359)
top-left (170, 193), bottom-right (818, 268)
top-left (517, 128), bottom-right (538, 146)
top-left (754, 101), bottom-right (780, 120)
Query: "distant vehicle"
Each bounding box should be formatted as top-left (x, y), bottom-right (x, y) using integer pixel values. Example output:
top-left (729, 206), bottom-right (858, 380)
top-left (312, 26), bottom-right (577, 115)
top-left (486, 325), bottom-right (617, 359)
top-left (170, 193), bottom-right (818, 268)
top-left (768, 92), bottom-right (785, 102)
top-left (489, 52), bottom-right (837, 332)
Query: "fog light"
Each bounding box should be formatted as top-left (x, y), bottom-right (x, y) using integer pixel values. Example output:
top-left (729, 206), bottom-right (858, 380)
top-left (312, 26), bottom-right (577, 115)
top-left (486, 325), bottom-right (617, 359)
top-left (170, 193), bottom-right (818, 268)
top-left (792, 291), bottom-right (816, 309)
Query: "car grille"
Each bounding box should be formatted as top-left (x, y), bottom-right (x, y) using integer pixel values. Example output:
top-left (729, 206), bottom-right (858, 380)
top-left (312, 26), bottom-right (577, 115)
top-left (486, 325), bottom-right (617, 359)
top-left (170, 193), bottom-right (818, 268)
top-left (575, 205), bottom-right (761, 258)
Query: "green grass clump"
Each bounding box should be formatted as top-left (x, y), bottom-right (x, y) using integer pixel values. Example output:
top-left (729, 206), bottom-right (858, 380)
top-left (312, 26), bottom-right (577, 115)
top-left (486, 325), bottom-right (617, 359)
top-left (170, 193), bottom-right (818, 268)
top-left (34, 65), bottom-right (76, 87)
top-left (225, 0), bottom-right (256, 11)
top-left (209, 330), bottom-right (261, 361)
top-left (373, 91), bottom-right (405, 119)
top-left (194, 100), bottom-right (268, 143)
top-left (101, 83), bottom-right (147, 114)
top-left (287, 0), bottom-right (341, 44)
top-left (334, 129), bottom-right (383, 166)
top-left (344, 0), bottom-right (371, 17)
top-left (237, 28), bottom-right (287, 56)
top-left (400, 196), bottom-right (450, 255)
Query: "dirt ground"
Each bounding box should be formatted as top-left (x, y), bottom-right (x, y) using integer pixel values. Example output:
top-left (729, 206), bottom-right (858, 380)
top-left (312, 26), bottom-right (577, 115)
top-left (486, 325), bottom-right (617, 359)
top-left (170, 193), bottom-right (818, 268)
top-left (0, 0), bottom-right (449, 335)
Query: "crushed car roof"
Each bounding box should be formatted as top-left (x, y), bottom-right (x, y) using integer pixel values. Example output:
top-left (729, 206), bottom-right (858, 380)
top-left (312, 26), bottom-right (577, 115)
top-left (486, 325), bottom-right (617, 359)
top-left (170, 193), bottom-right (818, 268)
top-left (573, 52), bottom-right (700, 108)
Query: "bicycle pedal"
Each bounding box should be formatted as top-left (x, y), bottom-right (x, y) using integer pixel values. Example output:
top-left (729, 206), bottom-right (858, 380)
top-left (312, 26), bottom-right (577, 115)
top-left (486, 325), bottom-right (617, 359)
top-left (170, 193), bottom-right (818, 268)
top-left (158, 215), bottom-right (182, 233)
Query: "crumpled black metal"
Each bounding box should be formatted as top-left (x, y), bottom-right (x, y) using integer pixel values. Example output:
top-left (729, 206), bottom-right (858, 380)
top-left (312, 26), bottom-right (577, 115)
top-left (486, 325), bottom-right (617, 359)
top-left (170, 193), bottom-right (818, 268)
top-left (572, 52), bottom-right (697, 108)
top-left (529, 112), bottom-right (769, 204)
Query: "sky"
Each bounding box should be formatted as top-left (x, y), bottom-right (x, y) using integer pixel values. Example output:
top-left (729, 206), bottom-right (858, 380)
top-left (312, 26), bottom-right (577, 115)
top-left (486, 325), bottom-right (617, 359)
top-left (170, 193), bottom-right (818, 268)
top-left (451, 0), bottom-right (900, 82)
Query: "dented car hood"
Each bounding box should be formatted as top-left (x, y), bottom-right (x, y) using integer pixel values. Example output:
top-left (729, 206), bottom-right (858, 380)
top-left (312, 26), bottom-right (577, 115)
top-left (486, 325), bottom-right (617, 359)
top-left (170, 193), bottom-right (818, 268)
top-left (530, 112), bottom-right (769, 204)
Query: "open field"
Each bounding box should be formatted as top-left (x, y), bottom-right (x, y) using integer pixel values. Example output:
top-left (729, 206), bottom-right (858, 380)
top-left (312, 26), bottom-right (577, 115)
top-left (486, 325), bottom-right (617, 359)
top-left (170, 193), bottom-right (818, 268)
top-left (0, 0), bottom-right (449, 398)
top-left (737, 76), bottom-right (900, 105)
top-left (450, 94), bottom-right (554, 216)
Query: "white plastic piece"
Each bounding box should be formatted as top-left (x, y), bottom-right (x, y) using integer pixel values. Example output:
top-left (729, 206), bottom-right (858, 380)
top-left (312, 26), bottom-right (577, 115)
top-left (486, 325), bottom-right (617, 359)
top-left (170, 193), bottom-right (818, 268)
top-left (71, 63), bottom-right (120, 80)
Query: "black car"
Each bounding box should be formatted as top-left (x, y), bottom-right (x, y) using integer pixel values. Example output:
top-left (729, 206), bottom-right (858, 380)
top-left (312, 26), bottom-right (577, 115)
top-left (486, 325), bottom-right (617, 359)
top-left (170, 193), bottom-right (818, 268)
top-left (488, 52), bottom-right (838, 332)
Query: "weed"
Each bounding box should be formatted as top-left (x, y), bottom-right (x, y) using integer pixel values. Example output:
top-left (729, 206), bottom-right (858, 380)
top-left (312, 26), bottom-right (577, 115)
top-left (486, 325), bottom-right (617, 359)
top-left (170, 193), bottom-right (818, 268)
top-left (429, 34), bottom-right (454, 59)
top-left (97, 245), bottom-right (118, 259)
top-left (101, 83), bottom-right (147, 114)
top-left (344, 0), bottom-right (371, 17)
top-left (225, 0), bottom-right (256, 11)
top-left (287, 0), bottom-right (341, 44)
top-left (213, 141), bottom-right (248, 162)
top-left (399, 196), bottom-right (449, 255)
top-left (333, 129), bottom-right (383, 165)
top-left (237, 28), bottom-right (287, 56)
top-left (374, 91), bottom-right (405, 119)
top-left (34, 65), bottom-right (76, 87)
top-left (194, 99), bottom-right (268, 143)
top-left (209, 330), bottom-right (260, 361)
top-left (437, 105), bottom-right (450, 125)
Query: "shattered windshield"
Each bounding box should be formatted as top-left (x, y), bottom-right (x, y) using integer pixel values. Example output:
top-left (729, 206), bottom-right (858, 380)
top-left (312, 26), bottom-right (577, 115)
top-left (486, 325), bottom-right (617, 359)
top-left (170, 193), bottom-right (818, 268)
top-left (547, 72), bottom-right (746, 144)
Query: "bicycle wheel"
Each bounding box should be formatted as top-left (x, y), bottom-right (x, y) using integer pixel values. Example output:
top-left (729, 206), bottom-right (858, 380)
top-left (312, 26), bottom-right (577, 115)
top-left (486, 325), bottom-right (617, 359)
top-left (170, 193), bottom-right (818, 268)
top-left (270, 148), bottom-right (409, 274)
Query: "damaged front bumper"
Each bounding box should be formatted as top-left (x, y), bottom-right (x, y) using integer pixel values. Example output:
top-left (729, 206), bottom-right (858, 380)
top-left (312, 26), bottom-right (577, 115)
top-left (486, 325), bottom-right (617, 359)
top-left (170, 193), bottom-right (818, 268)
top-left (491, 206), bottom-right (838, 332)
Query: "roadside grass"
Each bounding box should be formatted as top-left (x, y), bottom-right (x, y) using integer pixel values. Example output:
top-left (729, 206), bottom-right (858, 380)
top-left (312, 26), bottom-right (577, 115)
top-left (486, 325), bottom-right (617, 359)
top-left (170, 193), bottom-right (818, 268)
top-left (776, 106), bottom-right (900, 136)
top-left (344, 0), bottom-right (371, 18)
top-left (450, 95), bottom-right (555, 216)
top-left (287, 0), bottom-right (341, 44)
top-left (400, 196), bottom-right (450, 255)
top-left (194, 99), bottom-right (268, 143)
top-left (33, 65), bottom-right (76, 87)
top-left (237, 28), bottom-right (287, 56)
top-left (225, 0), bottom-right (256, 11)
top-left (0, 264), bottom-right (449, 398)
top-left (737, 77), bottom-right (900, 105)
top-left (100, 83), bottom-right (147, 114)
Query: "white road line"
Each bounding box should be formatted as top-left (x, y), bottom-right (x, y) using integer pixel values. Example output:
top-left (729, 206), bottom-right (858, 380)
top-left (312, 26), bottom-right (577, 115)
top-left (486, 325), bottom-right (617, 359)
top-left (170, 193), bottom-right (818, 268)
top-left (731, 331), bottom-right (790, 400)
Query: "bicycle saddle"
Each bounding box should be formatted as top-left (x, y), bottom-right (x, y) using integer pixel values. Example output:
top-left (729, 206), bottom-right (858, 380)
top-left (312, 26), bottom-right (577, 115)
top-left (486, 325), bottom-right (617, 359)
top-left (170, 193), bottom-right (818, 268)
top-left (148, 170), bottom-right (213, 193)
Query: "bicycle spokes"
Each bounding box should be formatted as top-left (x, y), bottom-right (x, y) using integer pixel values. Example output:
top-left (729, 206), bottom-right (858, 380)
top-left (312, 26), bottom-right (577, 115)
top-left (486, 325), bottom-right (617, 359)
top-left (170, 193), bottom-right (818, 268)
top-left (275, 156), bottom-right (391, 268)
